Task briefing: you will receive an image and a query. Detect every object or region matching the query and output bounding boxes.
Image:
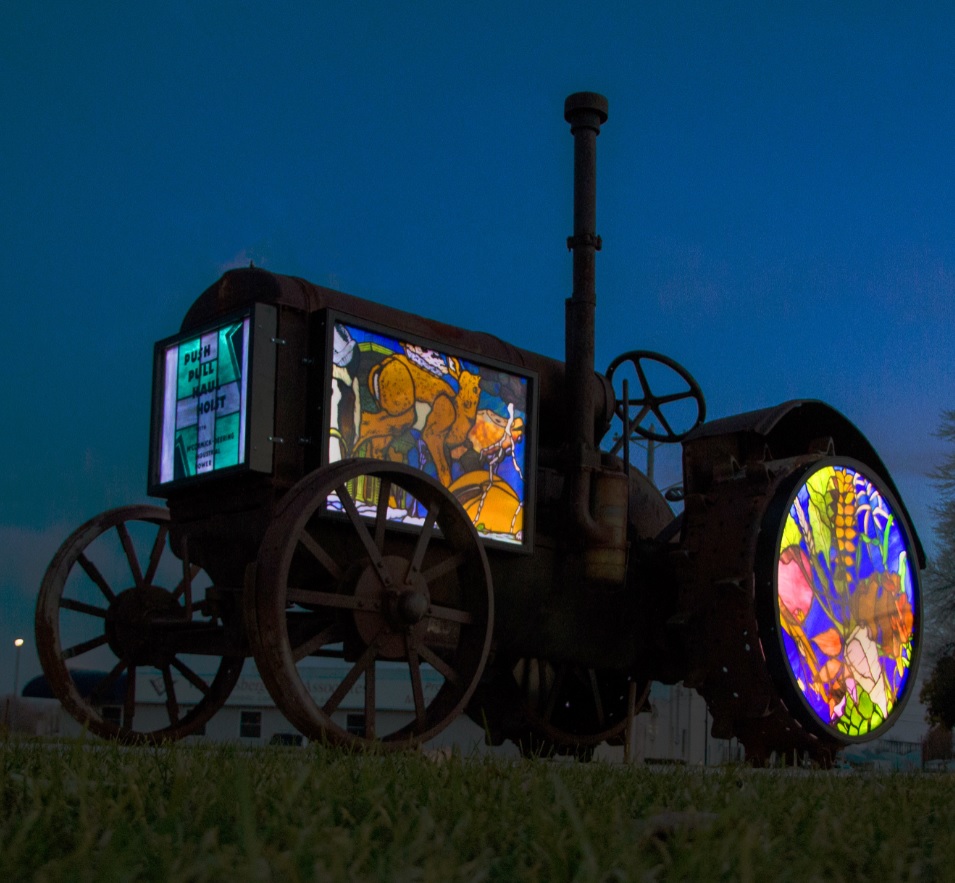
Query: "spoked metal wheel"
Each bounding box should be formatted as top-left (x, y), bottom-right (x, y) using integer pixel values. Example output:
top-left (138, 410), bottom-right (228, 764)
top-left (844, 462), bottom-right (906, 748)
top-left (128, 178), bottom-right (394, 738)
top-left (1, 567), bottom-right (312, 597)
top-left (35, 505), bottom-right (244, 743)
top-left (514, 659), bottom-right (650, 758)
top-left (250, 459), bottom-right (494, 748)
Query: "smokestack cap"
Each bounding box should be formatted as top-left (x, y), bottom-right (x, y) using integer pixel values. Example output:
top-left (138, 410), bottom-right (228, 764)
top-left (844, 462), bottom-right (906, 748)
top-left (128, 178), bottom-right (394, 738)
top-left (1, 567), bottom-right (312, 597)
top-left (564, 92), bottom-right (609, 128)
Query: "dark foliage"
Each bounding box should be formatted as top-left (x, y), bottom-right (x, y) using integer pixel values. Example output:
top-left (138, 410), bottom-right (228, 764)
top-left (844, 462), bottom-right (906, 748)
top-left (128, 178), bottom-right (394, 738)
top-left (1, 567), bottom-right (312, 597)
top-left (917, 411), bottom-right (955, 728)
top-left (922, 411), bottom-right (955, 659)
top-left (921, 653), bottom-right (955, 728)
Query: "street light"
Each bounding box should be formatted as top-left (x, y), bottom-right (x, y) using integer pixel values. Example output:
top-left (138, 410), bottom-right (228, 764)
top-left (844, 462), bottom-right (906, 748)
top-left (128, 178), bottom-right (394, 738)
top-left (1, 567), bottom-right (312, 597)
top-left (11, 638), bottom-right (24, 733)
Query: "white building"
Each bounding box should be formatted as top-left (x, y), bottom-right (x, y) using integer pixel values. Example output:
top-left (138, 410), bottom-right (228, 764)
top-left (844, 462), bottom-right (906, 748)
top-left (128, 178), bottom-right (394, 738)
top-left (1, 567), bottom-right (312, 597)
top-left (9, 662), bottom-right (931, 767)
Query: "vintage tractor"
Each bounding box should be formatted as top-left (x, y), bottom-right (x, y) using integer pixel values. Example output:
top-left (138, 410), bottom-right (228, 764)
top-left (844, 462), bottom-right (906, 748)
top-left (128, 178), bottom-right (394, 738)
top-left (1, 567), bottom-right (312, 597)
top-left (36, 93), bottom-right (922, 764)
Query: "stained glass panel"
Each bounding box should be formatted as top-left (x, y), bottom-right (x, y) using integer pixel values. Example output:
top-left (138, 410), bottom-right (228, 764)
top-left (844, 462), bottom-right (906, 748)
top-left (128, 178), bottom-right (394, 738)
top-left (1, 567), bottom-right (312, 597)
top-left (776, 462), bottom-right (918, 738)
top-left (327, 320), bottom-right (530, 546)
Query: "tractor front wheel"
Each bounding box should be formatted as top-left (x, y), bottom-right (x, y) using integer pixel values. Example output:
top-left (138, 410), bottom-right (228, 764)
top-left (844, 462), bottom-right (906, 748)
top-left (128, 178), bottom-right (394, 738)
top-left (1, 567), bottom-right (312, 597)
top-left (249, 460), bottom-right (494, 748)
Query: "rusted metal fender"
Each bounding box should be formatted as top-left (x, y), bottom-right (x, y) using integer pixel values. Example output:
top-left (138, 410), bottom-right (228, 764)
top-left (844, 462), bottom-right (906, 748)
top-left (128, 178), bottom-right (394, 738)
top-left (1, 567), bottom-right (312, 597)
top-left (682, 399), bottom-right (924, 567)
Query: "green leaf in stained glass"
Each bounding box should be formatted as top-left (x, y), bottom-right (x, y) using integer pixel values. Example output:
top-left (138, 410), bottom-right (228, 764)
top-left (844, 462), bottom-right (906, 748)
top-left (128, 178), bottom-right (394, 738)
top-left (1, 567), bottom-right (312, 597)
top-left (805, 468), bottom-right (833, 562)
top-left (858, 690), bottom-right (874, 719)
top-left (880, 515), bottom-right (895, 567)
top-left (781, 512), bottom-right (803, 553)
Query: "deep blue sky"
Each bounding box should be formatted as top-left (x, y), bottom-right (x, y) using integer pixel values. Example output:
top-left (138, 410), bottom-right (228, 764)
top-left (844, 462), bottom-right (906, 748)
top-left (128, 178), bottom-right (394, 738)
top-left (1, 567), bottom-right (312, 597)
top-left (3, 2), bottom-right (954, 686)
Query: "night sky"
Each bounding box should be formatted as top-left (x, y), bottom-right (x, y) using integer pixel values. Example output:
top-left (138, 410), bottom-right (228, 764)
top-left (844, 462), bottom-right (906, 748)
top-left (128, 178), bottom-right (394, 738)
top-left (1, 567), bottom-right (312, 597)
top-left (3, 3), bottom-right (954, 687)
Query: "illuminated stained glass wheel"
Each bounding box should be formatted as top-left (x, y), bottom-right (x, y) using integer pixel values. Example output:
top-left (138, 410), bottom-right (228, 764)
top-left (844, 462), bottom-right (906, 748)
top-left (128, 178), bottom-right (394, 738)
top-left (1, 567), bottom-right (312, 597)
top-left (249, 459), bottom-right (493, 748)
top-left (756, 458), bottom-right (920, 744)
top-left (677, 455), bottom-right (921, 764)
top-left (35, 505), bottom-right (244, 743)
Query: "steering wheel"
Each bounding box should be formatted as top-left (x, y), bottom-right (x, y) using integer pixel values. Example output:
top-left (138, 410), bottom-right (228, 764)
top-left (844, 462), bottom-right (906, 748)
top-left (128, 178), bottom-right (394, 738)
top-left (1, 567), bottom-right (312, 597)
top-left (606, 350), bottom-right (706, 444)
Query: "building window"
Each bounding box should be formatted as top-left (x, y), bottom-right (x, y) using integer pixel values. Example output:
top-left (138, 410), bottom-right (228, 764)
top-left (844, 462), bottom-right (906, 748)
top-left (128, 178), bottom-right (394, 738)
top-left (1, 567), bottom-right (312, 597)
top-left (240, 710), bottom-right (262, 739)
top-left (346, 713), bottom-right (366, 737)
top-left (101, 706), bottom-right (122, 726)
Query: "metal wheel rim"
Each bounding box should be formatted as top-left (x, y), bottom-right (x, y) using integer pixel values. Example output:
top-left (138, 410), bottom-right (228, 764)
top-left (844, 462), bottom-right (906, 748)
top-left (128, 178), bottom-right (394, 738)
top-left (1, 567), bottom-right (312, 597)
top-left (35, 505), bottom-right (243, 743)
top-left (606, 350), bottom-right (705, 444)
top-left (252, 459), bottom-right (493, 748)
top-left (516, 659), bottom-right (649, 748)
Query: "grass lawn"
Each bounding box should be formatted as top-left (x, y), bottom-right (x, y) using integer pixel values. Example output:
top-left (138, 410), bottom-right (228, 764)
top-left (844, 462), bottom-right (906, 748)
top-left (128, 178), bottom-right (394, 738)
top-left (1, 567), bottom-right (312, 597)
top-left (1, 738), bottom-right (951, 881)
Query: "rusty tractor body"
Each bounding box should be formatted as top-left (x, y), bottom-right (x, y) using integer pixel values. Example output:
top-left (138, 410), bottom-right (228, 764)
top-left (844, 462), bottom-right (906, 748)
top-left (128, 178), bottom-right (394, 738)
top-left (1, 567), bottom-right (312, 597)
top-left (36, 94), bottom-right (923, 764)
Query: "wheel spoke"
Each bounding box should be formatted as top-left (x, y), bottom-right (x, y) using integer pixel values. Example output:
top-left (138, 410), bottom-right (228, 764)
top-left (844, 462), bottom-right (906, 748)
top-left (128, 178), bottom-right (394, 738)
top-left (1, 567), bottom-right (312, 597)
top-left (171, 657), bottom-right (211, 696)
top-left (421, 551), bottom-right (467, 583)
top-left (336, 484), bottom-right (392, 587)
top-left (588, 669), bottom-right (605, 727)
top-left (78, 553), bottom-right (116, 602)
top-left (526, 659), bottom-right (546, 708)
top-left (652, 405), bottom-right (676, 438)
top-left (336, 484), bottom-right (381, 560)
top-left (116, 523), bottom-right (144, 589)
top-left (298, 530), bottom-right (344, 582)
top-left (292, 623), bottom-right (343, 662)
top-left (373, 478), bottom-right (392, 551)
top-left (427, 603), bottom-right (474, 625)
top-left (635, 360), bottom-right (652, 399)
top-left (323, 633), bottom-right (382, 715)
top-left (520, 658), bottom-right (532, 696)
top-left (124, 666), bottom-right (137, 728)
top-left (172, 564), bottom-right (201, 601)
top-left (542, 664), bottom-right (568, 722)
top-left (653, 388), bottom-right (695, 405)
top-left (180, 537), bottom-right (194, 619)
top-left (406, 636), bottom-right (427, 730)
top-left (90, 659), bottom-right (128, 704)
top-left (163, 665), bottom-right (180, 724)
top-left (287, 588), bottom-right (363, 611)
top-left (417, 643), bottom-right (461, 686)
top-left (628, 404), bottom-right (651, 429)
top-left (62, 633), bottom-right (108, 660)
top-left (60, 597), bottom-right (108, 618)
top-left (408, 505), bottom-right (439, 577)
top-left (286, 611), bottom-right (339, 641)
top-left (623, 394), bottom-right (649, 410)
top-left (143, 524), bottom-right (169, 586)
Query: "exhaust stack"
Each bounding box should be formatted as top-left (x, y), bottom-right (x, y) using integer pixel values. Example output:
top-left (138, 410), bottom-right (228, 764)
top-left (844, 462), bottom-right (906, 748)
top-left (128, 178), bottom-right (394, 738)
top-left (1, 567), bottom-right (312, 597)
top-left (564, 92), bottom-right (616, 553)
top-left (564, 91), bottom-right (607, 444)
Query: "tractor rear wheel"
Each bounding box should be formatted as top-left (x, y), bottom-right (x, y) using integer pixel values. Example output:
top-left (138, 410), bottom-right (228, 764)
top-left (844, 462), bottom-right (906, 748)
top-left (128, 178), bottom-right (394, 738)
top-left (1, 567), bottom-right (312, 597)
top-left (35, 505), bottom-right (244, 743)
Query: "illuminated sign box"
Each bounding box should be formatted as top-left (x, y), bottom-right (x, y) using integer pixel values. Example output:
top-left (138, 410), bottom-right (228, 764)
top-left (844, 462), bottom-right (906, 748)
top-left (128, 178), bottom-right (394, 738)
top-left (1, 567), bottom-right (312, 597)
top-left (323, 314), bottom-right (536, 551)
top-left (148, 304), bottom-right (276, 495)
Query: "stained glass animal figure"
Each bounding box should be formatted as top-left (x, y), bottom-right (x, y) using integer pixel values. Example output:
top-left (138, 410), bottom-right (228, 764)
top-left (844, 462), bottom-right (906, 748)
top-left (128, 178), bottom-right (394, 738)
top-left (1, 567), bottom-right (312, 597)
top-left (356, 351), bottom-right (482, 487)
